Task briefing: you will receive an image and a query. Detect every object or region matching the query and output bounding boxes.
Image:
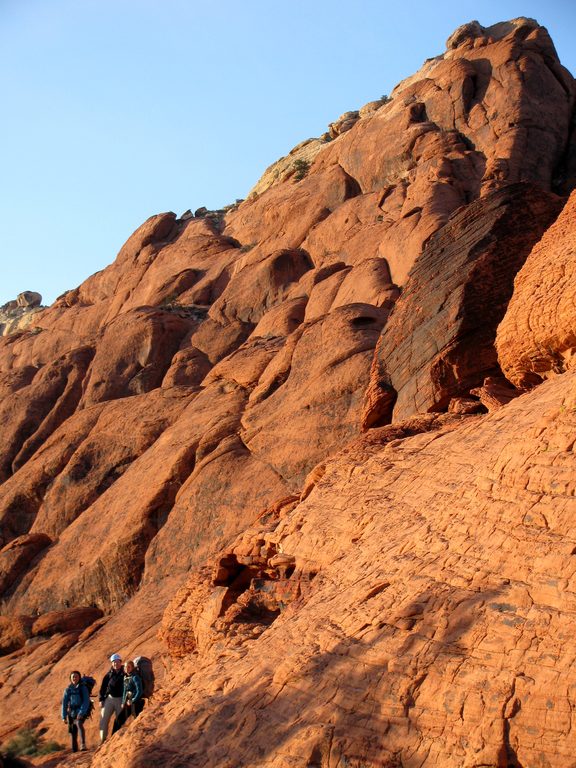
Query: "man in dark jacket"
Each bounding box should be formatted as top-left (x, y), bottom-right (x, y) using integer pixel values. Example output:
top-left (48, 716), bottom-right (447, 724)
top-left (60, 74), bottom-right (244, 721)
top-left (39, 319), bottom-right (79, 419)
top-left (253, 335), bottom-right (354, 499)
top-left (99, 653), bottom-right (124, 743)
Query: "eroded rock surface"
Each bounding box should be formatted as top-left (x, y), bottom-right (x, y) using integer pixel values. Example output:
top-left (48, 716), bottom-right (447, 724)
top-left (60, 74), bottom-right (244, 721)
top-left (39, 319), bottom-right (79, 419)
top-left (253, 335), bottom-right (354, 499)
top-left (497, 189), bottom-right (576, 388)
top-left (362, 183), bottom-right (563, 427)
top-left (0, 17), bottom-right (575, 768)
top-left (91, 373), bottom-right (576, 768)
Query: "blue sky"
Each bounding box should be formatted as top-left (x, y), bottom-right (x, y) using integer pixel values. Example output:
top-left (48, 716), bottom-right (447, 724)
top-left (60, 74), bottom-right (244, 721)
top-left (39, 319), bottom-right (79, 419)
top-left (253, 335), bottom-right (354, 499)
top-left (1, 0), bottom-right (575, 307)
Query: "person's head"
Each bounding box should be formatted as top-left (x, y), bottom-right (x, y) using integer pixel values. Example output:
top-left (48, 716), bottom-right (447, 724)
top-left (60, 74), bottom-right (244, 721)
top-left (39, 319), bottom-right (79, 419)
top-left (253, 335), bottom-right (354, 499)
top-left (125, 660), bottom-right (135, 674)
top-left (70, 671), bottom-right (81, 684)
top-left (110, 653), bottom-right (123, 670)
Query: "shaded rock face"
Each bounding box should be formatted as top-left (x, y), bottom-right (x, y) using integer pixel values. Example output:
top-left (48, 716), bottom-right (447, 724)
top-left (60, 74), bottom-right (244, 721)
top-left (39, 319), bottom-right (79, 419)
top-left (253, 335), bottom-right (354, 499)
top-left (496, 188), bottom-right (576, 387)
top-left (0, 17), bottom-right (576, 768)
top-left (362, 183), bottom-right (564, 427)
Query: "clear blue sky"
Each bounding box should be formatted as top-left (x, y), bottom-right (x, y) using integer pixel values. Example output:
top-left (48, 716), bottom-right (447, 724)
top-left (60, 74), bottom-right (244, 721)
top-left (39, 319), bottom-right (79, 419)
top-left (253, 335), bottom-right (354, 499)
top-left (1, 0), bottom-right (575, 307)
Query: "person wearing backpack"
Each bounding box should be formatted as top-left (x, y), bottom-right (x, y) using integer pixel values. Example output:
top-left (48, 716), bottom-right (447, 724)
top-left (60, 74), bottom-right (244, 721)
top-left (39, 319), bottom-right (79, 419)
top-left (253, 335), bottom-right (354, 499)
top-left (112, 659), bottom-right (143, 733)
top-left (98, 653), bottom-right (125, 743)
top-left (61, 670), bottom-right (90, 752)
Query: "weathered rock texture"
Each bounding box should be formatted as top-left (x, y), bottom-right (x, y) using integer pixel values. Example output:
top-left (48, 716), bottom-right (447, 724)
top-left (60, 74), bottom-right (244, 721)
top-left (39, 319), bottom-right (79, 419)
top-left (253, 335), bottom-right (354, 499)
top-left (0, 292), bottom-right (44, 337)
top-left (88, 372), bottom-right (575, 768)
top-left (0, 17), bottom-right (576, 768)
top-left (362, 183), bottom-right (564, 427)
top-left (497, 188), bottom-right (576, 388)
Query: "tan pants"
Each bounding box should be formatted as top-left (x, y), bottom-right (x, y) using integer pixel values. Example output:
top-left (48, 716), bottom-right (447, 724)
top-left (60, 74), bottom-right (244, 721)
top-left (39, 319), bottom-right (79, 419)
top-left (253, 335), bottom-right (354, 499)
top-left (99, 695), bottom-right (122, 742)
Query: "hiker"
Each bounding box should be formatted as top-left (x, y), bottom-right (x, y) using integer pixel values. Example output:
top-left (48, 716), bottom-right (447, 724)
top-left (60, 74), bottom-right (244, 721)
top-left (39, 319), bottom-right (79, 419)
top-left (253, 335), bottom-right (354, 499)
top-left (98, 653), bottom-right (125, 743)
top-left (112, 659), bottom-right (143, 733)
top-left (61, 670), bottom-right (90, 752)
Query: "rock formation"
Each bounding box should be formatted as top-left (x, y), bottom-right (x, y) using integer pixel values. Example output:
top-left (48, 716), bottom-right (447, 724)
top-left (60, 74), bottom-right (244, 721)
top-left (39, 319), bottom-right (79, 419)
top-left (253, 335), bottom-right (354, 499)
top-left (0, 292), bottom-right (44, 337)
top-left (496, 189), bottom-right (576, 388)
top-left (1, 16), bottom-right (576, 768)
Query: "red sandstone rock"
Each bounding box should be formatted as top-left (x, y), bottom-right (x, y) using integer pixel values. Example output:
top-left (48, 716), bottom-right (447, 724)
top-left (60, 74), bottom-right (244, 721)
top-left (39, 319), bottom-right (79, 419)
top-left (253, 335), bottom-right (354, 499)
top-left (362, 183), bottom-right (563, 427)
top-left (88, 373), bottom-right (576, 768)
top-left (0, 615), bottom-right (33, 654)
top-left (0, 533), bottom-right (51, 594)
top-left (470, 375), bottom-right (520, 410)
top-left (79, 308), bottom-right (194, 407)
top-left (497, 189), bottom-right (576, 388)
top-left (31, 607), bottom-right (104, 637)
top-left (0, 346), bottom-right (94, 483)
top-left (241, 303), bottom-right (389, 485)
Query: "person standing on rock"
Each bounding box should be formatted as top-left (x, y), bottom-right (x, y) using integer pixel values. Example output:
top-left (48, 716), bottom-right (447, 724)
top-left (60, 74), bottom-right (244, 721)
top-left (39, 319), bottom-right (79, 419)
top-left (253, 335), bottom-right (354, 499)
top-left (112, 659), bottom-right (144, 733)
top-left (61, 670), bottom-right (90, 752)
top-left (98, 653), bottom-right (125, 743)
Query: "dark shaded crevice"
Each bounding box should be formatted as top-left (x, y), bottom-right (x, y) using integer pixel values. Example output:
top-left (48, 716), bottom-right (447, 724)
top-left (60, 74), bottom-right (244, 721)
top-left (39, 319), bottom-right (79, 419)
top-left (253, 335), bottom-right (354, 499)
top-left (94, 457), bottom-right (135, 496)
top-left (402, 206), bottom-right (422, 220)
top-left (407, 101), bottom-right (428, 124)
top-left (551, 103), bottom-right (576, 195)
top-left (337, 165), bottom-right (362, 200)
top-left (254, 368), bottom-right (291, 402)
top-left (462, 59), bottom-right (492, 115)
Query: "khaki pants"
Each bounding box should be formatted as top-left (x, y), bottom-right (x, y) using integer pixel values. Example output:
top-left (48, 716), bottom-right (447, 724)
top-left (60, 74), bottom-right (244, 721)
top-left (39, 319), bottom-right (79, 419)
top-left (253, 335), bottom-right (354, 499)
top-left (99, 695), bottom-right (122, 742)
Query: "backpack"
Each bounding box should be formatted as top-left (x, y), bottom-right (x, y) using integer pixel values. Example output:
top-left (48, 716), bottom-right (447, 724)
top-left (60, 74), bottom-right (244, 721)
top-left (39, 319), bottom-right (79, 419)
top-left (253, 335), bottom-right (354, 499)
top-left (81, 675), bottom-right (97, 719)
top-left (133, 656), bottom-right (155, 698)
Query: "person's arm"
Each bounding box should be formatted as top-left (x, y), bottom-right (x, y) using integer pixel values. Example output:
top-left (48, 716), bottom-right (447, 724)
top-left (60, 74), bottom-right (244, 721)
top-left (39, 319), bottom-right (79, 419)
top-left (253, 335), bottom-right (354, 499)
top-left (79, 684), bottom-right (90, 718)
top-left (121, 679), bottom-right (128, 708)
top-left (61, 688), bottom-right (69, 720)
top-left (132, 674), bottom-right (143, 704)
top-left (99, 672), bottom-right (109, 703)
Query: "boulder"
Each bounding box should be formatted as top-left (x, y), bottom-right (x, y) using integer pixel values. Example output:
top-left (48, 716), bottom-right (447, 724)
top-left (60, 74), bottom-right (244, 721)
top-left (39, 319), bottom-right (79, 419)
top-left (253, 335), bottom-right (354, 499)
top-left (31, 607), bottom-right (104, 637)
top-left (16, 291), bottom-right (42, 309)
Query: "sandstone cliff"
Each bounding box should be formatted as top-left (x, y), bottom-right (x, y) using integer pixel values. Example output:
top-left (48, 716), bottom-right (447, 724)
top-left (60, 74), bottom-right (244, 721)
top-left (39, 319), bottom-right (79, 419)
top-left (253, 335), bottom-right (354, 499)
top-left (1, 17), bottom-right (576, 768)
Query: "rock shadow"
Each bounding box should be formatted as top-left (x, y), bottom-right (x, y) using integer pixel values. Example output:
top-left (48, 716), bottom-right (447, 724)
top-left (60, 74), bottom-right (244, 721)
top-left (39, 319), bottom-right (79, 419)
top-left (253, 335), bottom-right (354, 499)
top-left (114, 582), bottom-right (526, 768)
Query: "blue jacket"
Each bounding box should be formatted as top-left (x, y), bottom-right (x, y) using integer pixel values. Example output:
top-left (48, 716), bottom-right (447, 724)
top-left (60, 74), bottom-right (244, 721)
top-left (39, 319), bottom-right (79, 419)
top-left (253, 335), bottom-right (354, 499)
top-left (122, 672), bottom-right (143, 707)
top-left (62, 682), bottom-right (90, 719)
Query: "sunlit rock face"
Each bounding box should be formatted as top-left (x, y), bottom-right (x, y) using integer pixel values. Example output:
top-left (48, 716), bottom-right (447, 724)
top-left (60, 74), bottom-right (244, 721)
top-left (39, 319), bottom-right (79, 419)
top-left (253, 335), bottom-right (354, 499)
top-left (0, 291), bottom-right (44, 336)
top-left (1, 17), bottom-right (576, 768)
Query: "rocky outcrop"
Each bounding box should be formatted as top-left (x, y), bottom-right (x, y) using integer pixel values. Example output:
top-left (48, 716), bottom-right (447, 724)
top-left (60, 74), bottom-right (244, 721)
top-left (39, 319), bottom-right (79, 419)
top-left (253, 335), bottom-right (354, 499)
top-left (362, 183), bottom-right (563, 427)
top-left (0, 292), bottom-right (44, 337)
top-left (496, 188), bottom-right (576, 388)
top-left (31, 607), bottom-right (104, 638)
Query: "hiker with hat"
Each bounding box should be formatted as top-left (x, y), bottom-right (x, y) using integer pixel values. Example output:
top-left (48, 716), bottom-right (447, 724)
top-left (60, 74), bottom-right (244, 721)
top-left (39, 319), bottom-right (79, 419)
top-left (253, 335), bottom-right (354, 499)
top-left (98, 653), bottom-right (125, 743)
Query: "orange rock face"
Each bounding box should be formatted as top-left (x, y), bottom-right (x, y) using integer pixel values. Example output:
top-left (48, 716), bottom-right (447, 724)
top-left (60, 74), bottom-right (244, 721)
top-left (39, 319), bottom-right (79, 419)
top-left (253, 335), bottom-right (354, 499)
top-left (94, 373), bottom-right (576, 768)
top-left (0, 17), bottom-right (576, 768)
top-left (362, 183), bottom-right (563, 426)
top-left (496, 188), bottom-right (576, 388)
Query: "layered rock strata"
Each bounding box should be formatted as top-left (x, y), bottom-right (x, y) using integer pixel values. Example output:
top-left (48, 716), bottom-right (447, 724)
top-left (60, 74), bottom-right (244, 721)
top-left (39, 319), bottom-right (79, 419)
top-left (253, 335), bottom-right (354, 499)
top-left (496, 188), bottom-right (576, 388)
top-left (362, 183), bottom-right (563, 427)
